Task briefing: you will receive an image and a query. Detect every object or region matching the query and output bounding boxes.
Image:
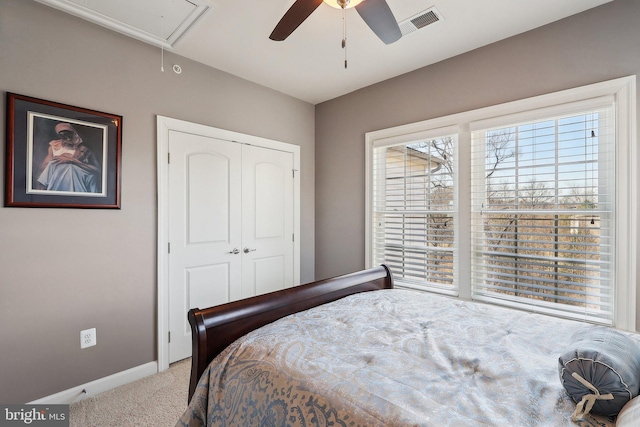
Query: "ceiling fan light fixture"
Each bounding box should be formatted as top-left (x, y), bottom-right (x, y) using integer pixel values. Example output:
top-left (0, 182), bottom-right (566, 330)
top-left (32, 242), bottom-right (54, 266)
top-left (323, 0), bottom-right (365, 10)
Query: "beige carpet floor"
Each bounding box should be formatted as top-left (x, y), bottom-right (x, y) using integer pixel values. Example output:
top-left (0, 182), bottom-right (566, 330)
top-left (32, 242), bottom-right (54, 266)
top-left (69, 358), bottom-right (191, 427)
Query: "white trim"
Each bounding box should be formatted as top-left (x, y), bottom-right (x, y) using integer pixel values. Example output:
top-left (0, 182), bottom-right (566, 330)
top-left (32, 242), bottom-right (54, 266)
top-left (613, 76), bottom-right (637, 332)
top-left (365, 76), bottom-right (637, 330)
top-left (28, 362), bottom-right (157, 404)
top-left (371, 125), bottom-right (460, 148)
top-left (364, 136), bottom-right (374, 269)
top-left (157, 117), bottom-right (171, 372)
top-left (156, 116), bottom-right (301, 371)
top-left (468, 95), bottom-right (615, 131)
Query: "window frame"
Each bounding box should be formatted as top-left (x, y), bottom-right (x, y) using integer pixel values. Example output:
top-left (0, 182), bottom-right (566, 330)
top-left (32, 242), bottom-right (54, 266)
top-left (470, 99), bottom-right (616, 324)
top-left (365, 76), bottom-right (637, 331)
top-left (370, 125), bottom-right (460, 295)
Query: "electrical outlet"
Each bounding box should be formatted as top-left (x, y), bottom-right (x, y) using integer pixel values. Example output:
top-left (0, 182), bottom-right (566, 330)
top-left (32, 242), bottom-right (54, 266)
top-left (81, 328), bottom-right (96, 349)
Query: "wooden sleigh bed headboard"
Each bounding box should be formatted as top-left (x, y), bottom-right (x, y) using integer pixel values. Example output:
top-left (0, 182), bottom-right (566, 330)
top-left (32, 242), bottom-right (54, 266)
top-left (186, 265), bottom-right (393, 401)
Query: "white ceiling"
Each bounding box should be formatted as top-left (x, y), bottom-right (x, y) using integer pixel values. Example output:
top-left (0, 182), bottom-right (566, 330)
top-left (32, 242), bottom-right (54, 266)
top-left (36, 0), bottom-right (612, 104)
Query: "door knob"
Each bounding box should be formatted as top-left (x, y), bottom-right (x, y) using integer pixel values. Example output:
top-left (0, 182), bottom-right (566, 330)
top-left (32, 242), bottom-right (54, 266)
top-left (243, 247), bottom-right (256, 254)
top-left (229, 248), bottom-right (240, 254)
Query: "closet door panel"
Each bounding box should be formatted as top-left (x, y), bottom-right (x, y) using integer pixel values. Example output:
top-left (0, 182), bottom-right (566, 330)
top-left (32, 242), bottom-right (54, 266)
top-left (241, 145), bottom-right (295, 297)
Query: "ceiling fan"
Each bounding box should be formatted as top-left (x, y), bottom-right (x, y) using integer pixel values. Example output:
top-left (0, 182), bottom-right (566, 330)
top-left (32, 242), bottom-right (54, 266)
top-left (270, 0), bottom-right (402, 45)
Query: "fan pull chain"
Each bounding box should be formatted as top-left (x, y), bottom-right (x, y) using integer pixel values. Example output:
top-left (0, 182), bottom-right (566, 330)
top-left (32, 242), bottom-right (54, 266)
top-left (342, 8), bottom-right (347, 69)
top-left (160, 14), bottom-right (165, 72)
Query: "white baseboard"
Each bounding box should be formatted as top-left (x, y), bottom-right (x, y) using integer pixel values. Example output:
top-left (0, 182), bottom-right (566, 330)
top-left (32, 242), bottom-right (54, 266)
top-left (29, 361), bottom-right (158, 404)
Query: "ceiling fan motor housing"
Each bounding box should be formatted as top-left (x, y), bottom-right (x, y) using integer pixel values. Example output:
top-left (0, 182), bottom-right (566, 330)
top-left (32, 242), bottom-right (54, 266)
top-left (324, 0), bottom-right (365, 9)
top-left (270, 0), bottom-right (400, 45)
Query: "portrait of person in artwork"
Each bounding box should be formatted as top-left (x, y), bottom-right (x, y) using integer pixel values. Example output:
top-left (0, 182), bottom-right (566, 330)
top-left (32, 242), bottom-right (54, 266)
top-left (35, 122), bottom-right (101, 193)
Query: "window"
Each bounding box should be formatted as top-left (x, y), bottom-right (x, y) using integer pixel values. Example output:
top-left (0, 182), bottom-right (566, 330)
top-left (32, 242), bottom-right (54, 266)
top-left (366, 76), bottom-right (637, 330)
top-left (471, 102), bottom-right (615, 324)
top-left (371, 131), bottom-right (458, 295)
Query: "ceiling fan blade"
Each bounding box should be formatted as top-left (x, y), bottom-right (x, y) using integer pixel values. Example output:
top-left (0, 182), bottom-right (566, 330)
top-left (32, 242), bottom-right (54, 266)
top-left (270, 0), bottom-right (324, 41)
top-left (355, 0), bottom-right (401, 45)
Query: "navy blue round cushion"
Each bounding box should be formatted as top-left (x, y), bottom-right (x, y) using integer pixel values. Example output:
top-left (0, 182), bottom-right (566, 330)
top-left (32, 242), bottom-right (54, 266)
top-left (558, 326), bottom-right (640, 417)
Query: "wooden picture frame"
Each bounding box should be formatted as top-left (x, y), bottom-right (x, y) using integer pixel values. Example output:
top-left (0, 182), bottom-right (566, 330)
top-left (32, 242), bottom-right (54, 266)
top-left (5, 93), bottom-right (122, 208)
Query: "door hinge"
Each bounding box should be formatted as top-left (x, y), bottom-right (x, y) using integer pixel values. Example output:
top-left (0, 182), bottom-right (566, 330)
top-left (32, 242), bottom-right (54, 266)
top-left (168, 242), bottom-right (171, 254)
top-left (168, 152), bottom-right (170, 164)
top-left (292, 233), bottom-right (295, 242)
top-left (293, 169), bottom-right (298, 178)
top-left (168, 331), bottom-right (171, 343)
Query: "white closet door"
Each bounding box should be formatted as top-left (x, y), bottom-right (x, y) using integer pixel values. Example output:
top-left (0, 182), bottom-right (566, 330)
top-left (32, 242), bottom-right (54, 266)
top-left (168, 131), bottom-right (242, 363)
top-left (241, 145), bottom-right (295, 297)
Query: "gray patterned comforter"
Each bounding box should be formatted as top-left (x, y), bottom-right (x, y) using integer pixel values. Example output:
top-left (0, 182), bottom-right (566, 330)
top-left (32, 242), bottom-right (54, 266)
top-left (177, 289), bottom-right (618, 426)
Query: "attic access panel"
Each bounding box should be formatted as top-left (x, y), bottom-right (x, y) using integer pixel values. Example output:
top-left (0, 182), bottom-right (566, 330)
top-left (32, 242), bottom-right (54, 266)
top-left (34, 0), bottom-right (210, 48)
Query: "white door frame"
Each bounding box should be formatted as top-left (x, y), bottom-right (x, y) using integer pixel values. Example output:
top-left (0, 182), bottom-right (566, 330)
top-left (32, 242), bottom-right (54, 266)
top-left (156, 116), bottom-right (301, 371)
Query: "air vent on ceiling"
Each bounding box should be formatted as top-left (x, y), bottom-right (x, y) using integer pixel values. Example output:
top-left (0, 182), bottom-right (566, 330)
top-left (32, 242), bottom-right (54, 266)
top-left (399, 7), bottom-right (443, 37)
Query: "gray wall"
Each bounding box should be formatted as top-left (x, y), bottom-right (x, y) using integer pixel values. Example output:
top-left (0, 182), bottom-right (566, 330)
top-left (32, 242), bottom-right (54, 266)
top-left (0, 0), bottom-right (315, 403)
top-left (315, 0), bottom-right (640, 323)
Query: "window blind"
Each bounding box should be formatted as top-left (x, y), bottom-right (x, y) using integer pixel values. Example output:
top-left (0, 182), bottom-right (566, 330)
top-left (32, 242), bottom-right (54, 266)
top-left (372, 136), bottom-right (457, 294)
top-left (470, 105), bottom-right (616, 324)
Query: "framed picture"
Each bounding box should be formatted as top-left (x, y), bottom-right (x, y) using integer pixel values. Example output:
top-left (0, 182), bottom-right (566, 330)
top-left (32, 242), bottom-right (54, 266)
top-left (5, 93), bottom-right (122, 208)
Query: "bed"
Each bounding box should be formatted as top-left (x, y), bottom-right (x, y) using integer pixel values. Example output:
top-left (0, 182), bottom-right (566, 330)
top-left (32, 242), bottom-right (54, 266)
top-left (177, 265), bottom-right (640, 427)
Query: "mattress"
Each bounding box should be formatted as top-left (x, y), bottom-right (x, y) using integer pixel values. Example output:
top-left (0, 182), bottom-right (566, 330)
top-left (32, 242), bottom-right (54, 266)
top-left (177, 288), bottom-right (624, 426)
